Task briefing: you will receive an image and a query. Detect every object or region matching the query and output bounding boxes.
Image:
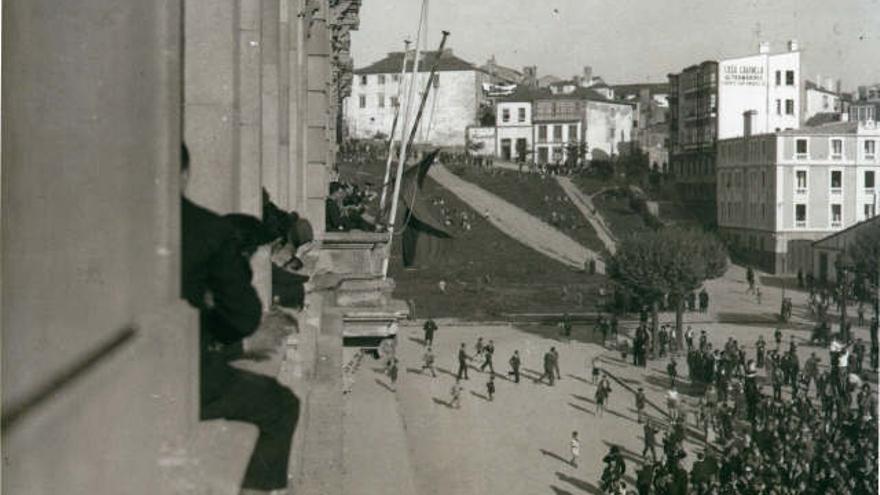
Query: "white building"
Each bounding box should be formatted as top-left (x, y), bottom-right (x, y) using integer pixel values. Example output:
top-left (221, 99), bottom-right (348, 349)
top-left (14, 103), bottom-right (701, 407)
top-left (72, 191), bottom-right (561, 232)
top-left (717, 41), bottom-right (801, 139)
top-left (803, 79), bottom-right (842, 122)
top-left (717, 120), bottom-right (880, 274)
top-left (495, 88), bottom-right (533, 161)
top-left (344, 49), bottom-right (484, 147)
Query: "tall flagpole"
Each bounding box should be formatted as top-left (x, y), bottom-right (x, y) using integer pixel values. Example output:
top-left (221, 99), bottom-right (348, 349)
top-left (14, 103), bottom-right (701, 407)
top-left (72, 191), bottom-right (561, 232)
top-left (381, 30), bottom-right (451, 280)
top-left (378, 39), bottom-right (411, 215)
top-left (382, 0), bottom-right (428, 279)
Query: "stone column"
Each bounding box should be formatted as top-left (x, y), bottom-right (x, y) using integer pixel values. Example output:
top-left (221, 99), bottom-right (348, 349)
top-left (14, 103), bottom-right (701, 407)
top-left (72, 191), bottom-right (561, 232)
top-left (2, 1), bottom-right (195, 493)
top-left (306, 0), bottom-right (332, 238)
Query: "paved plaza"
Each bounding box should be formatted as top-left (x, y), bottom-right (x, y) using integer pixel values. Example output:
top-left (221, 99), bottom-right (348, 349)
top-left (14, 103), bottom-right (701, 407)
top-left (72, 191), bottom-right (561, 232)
top-left (343, 264), bottom-right (877, 494)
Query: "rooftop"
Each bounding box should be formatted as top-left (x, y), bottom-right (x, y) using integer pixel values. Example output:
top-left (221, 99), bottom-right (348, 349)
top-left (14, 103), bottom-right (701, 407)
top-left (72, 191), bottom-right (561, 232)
top-left (805, 80), bottom-right (839, 96)
top-left (354, 49), bottom-right (477, 75)
top-left (611, 82), bottom-right (671, 98)
top-left (779, 121), bottom-right (858, 136)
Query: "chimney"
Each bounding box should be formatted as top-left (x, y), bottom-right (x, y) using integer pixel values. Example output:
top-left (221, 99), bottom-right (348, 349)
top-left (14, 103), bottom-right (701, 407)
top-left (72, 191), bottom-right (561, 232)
top-left (825, 77), bottom-right (835, 92)
top-left (583, 66), bottom-right (593, 84)
top-left (815, 74), bottom-right (822, 90)
top-left (743, 110), bottom-right (756, 136)
top-left (788, 39), bottom-right (799, 52)
top-left (758, 41), bottom-right (770, 54)
top-left (836, 79), bottom-right (842, 94)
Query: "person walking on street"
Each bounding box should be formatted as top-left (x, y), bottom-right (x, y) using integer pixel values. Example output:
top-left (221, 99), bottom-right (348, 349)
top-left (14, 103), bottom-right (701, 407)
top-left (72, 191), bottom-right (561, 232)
top-left (551, 346), bottom-right (562, 381)
top-left (635, 387), bottom-right (646, 424)
top-left (774, 327), bottom-right (783, 351)
top-left (423, 319), bottom-right (438, 346)
top-left (474, 337), bottom-right (485, 360)
top-left (508, 350), bottom-right (521, 383)
top-left (596, 375), bottom-right (612, 416)
top-left (756, 335), bottom-right (766, 368)
top-left (457, 343), bottom-right (470, 380)
top-left (480, 339), bottom-right (495, 374)
top-left (486, 375), bottom-right (495, 401)
top-left (755, 286), bottom-right (763, 305)
top-left (386, 356), bottom-right (399, 392)
top-left (642, 422), bottom-right (657, 460)
top-left (539, 349), bottom-right (556, 386)
top-left (569, 431), bottom-right (581, 468)
top-left (422, 346), bottom-right (437, 377)
top-left (667, 357), bottom-right (678, 388)
top-left (450, 378), bottom-right (463, 409)
top-left (685, 326), bottom-right (695, 352)
top-left (746, 266), bottom-right (756, 294)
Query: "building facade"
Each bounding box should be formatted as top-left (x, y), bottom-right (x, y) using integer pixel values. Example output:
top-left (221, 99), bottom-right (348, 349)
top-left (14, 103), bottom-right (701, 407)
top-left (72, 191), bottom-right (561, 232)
top-left (495, 89), bottom-right (533, 161)
top-left (803, 79), bottom-right (842, 122)
top-left (717, 121), bottom-right (880, 274)
top-left (613, 83), bottom-right (670, 170)
top-left (344, 49), bottom-right (484, 147)
top-left (810, 215), bottom-right (880, 283)
top-left (530, 87), bottom-right (633, 165)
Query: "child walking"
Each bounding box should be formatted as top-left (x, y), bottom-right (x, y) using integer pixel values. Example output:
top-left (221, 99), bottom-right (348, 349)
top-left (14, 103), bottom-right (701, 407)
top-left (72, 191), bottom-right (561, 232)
top-left (570, 431), bottom-right (581, 467)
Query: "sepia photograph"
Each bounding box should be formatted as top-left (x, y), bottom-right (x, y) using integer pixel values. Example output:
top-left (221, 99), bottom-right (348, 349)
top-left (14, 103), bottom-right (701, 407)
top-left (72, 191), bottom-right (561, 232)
top-left (2, 0), bottom-right (879, 494)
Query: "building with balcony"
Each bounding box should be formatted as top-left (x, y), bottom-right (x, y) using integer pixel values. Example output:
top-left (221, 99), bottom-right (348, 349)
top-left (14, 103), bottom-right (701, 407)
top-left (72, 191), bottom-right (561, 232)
top-left (849, 83), bottom-right (880, 124)
top-left (344, 48), bottom-right (485, 147)
top-left (532, 86), bottom-right (633, 165)
top-left (716, 120), bottom-right (880, 274)
top-left (669, 40), bottom-right (802, 213)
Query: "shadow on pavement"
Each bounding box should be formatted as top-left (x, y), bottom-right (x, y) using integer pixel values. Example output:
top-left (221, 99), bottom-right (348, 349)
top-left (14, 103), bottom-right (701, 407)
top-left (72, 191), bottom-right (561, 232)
top-left (432, 397), bottom-right (454, 408)
top-left (540, 449), bottom-right (571, 466)
top-left (436, 367), bottom-right (461, 379)
top-left (554, 472), bottom-right (603, 495)
top-left (549, 485), bottom-right (575, 495)
top-left (469, 390), bottom-right (491, 401)
top-left (408, 336), bottom-right (427, 346)
top-left (568, 402), bottom-right (594, 415)
top-left (643, 374), bottom-right (702, 398)
top-left (567, 373), bottom-right (590, 384)
top-left (374, 377), bottom-right (395, 393)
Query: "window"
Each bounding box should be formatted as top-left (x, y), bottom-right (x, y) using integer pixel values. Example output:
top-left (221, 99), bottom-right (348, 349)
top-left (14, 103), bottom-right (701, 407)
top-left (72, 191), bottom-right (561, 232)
top-left (831, 204), bottom-right (842, 227)
top-left (866, 203), bottom-right (877, 219)
top-left (518, 108), bottom-right (526, 123)
top-left (796, 170), bottom-right (807, 193)
top-left (538, 125), bottom-right (547, 141)
top-left (553, 125), bottom-right (563, 142)
top-left (432, 74), bottom-right (440, 88)
top-left (796, 138), bottom-right (808, 159)
top-left (359, 75), bottom-right (368, 85)
top-left (775, 71), bottom-right (781, 86)
top-left (785, 99), bottom-right (794, 115)
top-left (786, 70), bottom-right (795, 85)
top-left (502, 108), bottom-right (510, 123)
top-left (831, 139), bottom-right (843, 159)
top-left (822, 95), bottom-right (829, 109)
top-left (378, 94), bottom-right (385, 108)
top-left (392, 74), bottom-right (400, 82)
top-left (795, 204), bottom-right (807, 227)
top-left (830, 170), bottom-right (842, 193)
top-left (378, 75), bottom-right (386, 85)
top-left (391, 96), bottom-right (399, 108)
top-left (569, 124), bottom-right (578, 142)
top-left (776, 99), bottom-right (781, 115)
top-left (865, 140), bottom-right (876, 159)
top-left (358, 95), bottom-right (366, 108)
top-left (866, 171), bottom-right (876, 193)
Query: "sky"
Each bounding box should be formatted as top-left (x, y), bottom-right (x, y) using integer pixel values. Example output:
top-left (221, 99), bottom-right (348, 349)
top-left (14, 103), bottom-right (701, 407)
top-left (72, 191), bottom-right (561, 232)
top-left (350, 0), bottom-right (880, 91)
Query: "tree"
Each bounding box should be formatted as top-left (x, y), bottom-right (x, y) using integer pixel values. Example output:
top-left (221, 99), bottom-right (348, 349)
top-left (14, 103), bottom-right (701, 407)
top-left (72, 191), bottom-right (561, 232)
top-left (607, 228), bottom-right (728, 350)
top-left (849, 222), bottom-right (880, 342)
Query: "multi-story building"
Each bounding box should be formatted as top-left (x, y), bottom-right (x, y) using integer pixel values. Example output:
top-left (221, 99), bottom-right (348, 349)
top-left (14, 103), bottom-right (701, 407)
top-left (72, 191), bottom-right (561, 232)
top-left (531, 86), bottom-right (633, 164)
top-left (717, 121), bottom-right (880, 274)
top-left (613, 83), bottom-right (670, 170)
top-left (495, 87), bottom-right (533, 161)
top-left (345, 49), bottom-right (485, 147)
top-left (849, 83), bottom-right (880, 123)
top-left (803, 79), bottom-right (842, 123)
top-left (669, 41), bottom-right (802, 210)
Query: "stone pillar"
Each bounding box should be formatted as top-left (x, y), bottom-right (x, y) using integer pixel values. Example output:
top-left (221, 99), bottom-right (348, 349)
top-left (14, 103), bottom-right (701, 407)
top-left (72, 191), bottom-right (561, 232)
top-left (288, 0), bottom-right (310, 216)
top-left (306, 0), bottom-right (332, 239)
top-left (2, 1), bottom-right (195, 493)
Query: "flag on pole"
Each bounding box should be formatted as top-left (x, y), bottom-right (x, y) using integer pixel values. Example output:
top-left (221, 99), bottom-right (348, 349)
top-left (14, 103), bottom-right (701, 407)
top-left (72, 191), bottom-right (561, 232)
top-left (397, 150), bottom-right (452, 268)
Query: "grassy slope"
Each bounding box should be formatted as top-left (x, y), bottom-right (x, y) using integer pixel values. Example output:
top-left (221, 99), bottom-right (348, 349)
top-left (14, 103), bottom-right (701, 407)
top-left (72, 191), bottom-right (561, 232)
top-left (337, 158), bottom-right (605, 320)
top-left (452, 166), bottom-right (609, 257)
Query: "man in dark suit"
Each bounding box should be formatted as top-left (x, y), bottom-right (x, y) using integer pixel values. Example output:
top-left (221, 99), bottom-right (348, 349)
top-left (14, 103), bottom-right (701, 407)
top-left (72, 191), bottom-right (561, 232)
top-left (180, 144), bottom-right (298, 492)
top-left (456, 343), bottom-right (470, 380)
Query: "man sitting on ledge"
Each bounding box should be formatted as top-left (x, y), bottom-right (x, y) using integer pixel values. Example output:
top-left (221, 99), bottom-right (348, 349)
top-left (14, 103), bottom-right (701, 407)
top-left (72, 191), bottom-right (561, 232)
top-left (180, 144), bottom-right (299, 494)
